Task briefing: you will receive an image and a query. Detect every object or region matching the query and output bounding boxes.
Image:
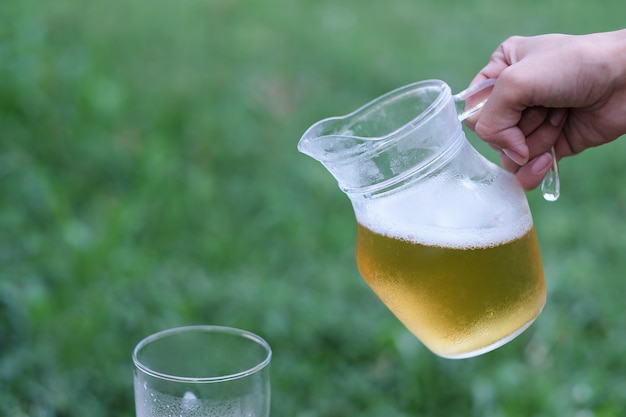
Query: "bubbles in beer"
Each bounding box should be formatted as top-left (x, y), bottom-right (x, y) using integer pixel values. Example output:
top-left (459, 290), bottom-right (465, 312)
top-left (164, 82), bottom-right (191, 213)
top-left (355, 202), bottom-right (545, 358)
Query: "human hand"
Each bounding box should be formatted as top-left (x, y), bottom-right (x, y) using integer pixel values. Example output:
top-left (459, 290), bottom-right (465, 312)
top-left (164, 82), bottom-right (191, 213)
top-left (466, 30), bottom-right (626, 190)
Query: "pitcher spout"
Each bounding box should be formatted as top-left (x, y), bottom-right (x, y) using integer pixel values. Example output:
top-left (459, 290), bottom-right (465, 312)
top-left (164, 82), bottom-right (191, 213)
top-left (297, 115), bottom-right (380, 163)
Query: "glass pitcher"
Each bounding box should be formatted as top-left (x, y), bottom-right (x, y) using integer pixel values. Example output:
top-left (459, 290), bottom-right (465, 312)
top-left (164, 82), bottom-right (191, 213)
top-left (298, 79), bottom-right (546, 359)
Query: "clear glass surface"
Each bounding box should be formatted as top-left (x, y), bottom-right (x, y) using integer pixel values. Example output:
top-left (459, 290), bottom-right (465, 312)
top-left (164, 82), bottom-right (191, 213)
top-left (133, 325), bottom-right (272, 417)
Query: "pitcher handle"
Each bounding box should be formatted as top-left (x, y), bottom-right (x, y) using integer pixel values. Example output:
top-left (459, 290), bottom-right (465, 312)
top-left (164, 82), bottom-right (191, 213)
top-left (453, 78), bottom-right (496, 121)
top-left (454, 78), bottom-right (561, 201)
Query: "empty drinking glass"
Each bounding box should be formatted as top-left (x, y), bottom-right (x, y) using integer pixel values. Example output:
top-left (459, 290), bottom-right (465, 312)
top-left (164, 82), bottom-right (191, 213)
top-left (133, 325), bottom-right (272, 417)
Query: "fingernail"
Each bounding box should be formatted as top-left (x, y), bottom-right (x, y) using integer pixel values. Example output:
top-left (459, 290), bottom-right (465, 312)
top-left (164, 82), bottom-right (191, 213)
top-left (502, 148), bottom-right (527, 165)
top-left (531, 152), bottom-right (553, 175)
top-left (549, 108), bottom-right (567, 127)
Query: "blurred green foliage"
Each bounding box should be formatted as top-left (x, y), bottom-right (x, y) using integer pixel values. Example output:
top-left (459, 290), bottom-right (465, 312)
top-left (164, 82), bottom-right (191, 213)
top-left (2, 0), bottom-right (626, 415)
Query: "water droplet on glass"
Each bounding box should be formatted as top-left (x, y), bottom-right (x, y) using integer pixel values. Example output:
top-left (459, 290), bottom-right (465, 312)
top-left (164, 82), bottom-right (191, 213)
top-left (541, 147), bottom-right (560, 202)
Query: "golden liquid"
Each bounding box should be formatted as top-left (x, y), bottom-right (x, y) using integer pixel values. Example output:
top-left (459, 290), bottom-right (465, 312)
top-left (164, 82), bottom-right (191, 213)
top-left (356, 223), bottom-right (546, 358)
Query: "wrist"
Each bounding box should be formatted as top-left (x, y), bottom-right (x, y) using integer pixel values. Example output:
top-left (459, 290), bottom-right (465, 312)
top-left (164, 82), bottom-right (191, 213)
top-left (592, 29), bottom-right (626, 87)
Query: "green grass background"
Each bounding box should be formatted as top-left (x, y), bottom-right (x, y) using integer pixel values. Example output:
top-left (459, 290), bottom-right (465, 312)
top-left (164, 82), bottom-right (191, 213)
top-left (2, 0), bottom-right (626, 416)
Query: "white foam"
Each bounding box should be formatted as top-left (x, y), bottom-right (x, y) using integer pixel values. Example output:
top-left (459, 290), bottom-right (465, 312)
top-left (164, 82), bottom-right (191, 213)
top-left (355, 174), bottom-right (533, 249)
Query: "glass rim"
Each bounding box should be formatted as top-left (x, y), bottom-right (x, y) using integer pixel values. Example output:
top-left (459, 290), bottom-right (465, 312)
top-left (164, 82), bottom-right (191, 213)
top-left (132, 325), bottom-right (272, 384)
